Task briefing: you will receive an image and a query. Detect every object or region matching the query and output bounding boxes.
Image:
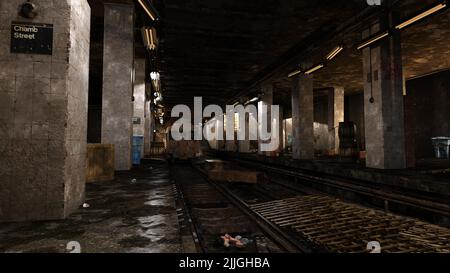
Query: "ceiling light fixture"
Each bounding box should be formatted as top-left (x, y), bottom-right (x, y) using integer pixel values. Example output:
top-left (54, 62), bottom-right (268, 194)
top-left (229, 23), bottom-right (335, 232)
top-left (326, 45), bottom-right (344, 60)
top-left (150, 71), bottom-right (160, 81)
top-left (244, 96), bottom-right (260, 105)
top-left (356, 30), bottom-right (390, 50)
top-left (305, 63), bottom-right (325, 75)
top-left (249, 97), bottom-right (260, 103)
top-left (141, 27), bottom-right (158, 51)
top-left (395, 1), bottom-right (447, 30)
top-left (137, 0), bottom-right (159, 21)
top-left (150, 71), bottom-right (161, 93)
top-left (287, 69), bottom-right (302, 78)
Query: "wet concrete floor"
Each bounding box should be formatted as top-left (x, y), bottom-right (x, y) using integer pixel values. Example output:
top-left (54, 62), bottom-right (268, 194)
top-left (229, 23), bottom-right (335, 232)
top-left (0, 159), bottom-right (181, 253)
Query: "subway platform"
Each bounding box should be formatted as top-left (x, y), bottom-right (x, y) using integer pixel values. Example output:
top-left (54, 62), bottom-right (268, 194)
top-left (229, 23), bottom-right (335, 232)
top-left (0, 160), bottom-right (181, 253)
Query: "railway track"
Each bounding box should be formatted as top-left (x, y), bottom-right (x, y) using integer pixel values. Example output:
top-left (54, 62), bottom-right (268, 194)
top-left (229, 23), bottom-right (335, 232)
top-left (229, 157), bottom-right (450, 227)
top-left (172, 159), bottom-right (450, 253)
top-left (171, 163), bottom-right (293, 253)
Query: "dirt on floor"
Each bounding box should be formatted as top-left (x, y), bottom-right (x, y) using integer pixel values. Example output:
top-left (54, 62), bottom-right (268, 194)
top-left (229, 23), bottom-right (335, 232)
top-left (0, 159), bottom-right (181, 253)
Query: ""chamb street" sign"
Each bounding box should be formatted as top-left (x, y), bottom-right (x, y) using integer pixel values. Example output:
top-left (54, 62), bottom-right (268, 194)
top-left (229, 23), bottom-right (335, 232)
top-left (10, 21), bottom-right (53, 55)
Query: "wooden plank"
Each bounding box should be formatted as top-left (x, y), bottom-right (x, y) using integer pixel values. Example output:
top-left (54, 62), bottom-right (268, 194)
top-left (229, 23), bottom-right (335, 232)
top-left (86, 144), bottom-right (114, 183)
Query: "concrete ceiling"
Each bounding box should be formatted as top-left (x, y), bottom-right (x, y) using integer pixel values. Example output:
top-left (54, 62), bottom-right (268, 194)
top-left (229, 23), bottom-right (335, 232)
top-left (310, 1), bottom-right (450, 96)
top-left (87, 0), bottom-right (450, 110)
top-left (158, 0), bottom-right (368, 107)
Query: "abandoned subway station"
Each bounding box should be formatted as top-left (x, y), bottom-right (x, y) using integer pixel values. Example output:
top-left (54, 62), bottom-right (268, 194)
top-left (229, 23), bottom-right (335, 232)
top-left (1, 0), bottom-right (450, 254)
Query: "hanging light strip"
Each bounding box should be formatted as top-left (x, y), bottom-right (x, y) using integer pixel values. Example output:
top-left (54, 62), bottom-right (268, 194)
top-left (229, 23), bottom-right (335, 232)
top-left (396, 1), bottom-right (447, 30)
top-left (137, 0), bottom-right (159, 21)
top-left (305, 63), bottom-right (325, 75)
top-left (150, 71), bottom-right (161, 93)
top-left (244, 96), bottom-right (260, 105)
top-left (326, 45), bottom-right (344, 60)
top-left (287, 69), bottom-right (302, 78)
top-left (356, 30), bottom-right (390, 50)
top-left (141, 27), bottom-right (158, 51)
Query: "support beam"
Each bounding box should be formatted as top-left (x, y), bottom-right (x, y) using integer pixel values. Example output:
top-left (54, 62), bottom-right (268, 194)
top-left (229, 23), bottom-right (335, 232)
top-left (0, 0), bottom-right (91, 222)
top-left (133, 59), bottom-right (146, 158)
top-left (277, 106), bottom-right (284, 154)
top-left (328, 87), bottom-right (345, 155)
top-left (101, 4), bottom-right (134, 171)
top-left (291, 74), bottom-right (314, 160)
top-left (258, 83), bottom-right (274, 156)
top-left (362, 14), bottom-right (406, 169)
top-left (225, 136), bottom-right (237, 152)
top-left (239, 113), bottom-right (251, 153)
top-left (144, 100), bottom-right (152, 157)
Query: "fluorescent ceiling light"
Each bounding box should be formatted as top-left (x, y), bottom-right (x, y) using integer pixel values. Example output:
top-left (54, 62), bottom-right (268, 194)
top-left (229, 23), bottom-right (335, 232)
top-left (326, 45), bottom-right (344, 60)
top-left (288, 69), bottom-right (302, 78)
top-left (395, 1), bottom-right (447, 30)
top-left (137, 0), bottom-right (158, 21)
top-left (244, 96), bottom-right (260, 105)
top-left (305, 63), bottom-right (325, 75)
top-left (150, 71), bottom-right (160, 80)
top-left (150, 72), bottom-right (161, 93)
top-left (141, 27), bottom-right (158, 51)
top-left (357, 31), bottom-right (390, 50)
top-left (249, 97), bottom-right (259, 103)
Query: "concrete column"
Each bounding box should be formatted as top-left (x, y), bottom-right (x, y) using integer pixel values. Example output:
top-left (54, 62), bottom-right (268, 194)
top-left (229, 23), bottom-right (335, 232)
top-left (277, 106), bottom-right (284, 154)
top-left (101, 4), bottom-right (134, 171)
top-left (0, 0), bottom-right (91, 222)
top-left (146, 81), bottom-right (155, 150)
top-left (133, 59), bottom-right (146, 158)
top-left (258, 84), bottom-right (273, 155)
top-left (225, 111), bottom-right (236, 152)
top-left (225, 136), bottom-right (236, 152)
top-left (291, 74), bottom-right (314, 160)
top-left (328, 87), bottom-right (345, 155)
top-left (239, 114), bottom-right (251, 153)
top-left (144, 100), bottom-right (151, 157)
top-left (362, 14), bottom-right (406, 169)
top-left (404, 91), bottom-right (416, 168)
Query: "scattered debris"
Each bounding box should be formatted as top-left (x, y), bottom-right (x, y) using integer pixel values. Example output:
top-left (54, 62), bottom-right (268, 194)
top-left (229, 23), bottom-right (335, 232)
top-left (131, 178), bottom-right (137, 184)
top-left (220, 234), bottom-right (253, 249)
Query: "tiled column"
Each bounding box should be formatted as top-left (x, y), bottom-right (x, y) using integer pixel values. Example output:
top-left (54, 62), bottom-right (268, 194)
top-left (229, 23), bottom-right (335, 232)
top-left (144, 100), bottom-right (152, 157)
top-left (101, 3), bottom-right (134, 171)
top-left (133, 58), bottom-right (146, 158)
top-left (362, 14), bottom-right (406, 169)
top-left (0, 0), bottom-right (91, 222)
top-left (239, 113), bottom-right (251, 153)
top-left (258, 83), bottom-right (273, 156)
top-left (291, 74), bottom-right (314, 160)
top-left (328, 87), bottom-right (344, 155)
top-left (277, 106), bottom-right (284, 154)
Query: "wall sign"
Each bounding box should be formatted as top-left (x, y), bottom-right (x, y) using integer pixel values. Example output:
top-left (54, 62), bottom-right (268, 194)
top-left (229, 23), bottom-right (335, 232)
top-left (10, 21), bottom-right (53, 55)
